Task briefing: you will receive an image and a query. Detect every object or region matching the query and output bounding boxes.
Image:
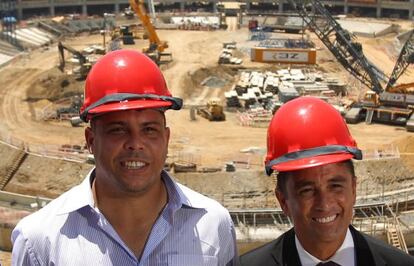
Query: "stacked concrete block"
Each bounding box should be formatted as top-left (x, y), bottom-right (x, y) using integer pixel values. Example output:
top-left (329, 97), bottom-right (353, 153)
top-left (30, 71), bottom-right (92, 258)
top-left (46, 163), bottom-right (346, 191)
top-left (226, 69), bottom-right (343, 117)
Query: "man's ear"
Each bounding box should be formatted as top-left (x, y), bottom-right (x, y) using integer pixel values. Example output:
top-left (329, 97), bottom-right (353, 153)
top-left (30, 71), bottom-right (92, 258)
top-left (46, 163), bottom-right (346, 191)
top-left (165, 126), bottom-right (170, 143)
top-left (351, 176), bottom-right (357, 206)
top-left (85, 127), bottom-right (94, 154)
top-left (276, 188), bottom-right (290, 217)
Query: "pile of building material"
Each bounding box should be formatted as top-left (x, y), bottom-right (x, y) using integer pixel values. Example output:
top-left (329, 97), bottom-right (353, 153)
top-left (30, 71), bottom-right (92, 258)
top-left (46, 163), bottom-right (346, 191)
top-left (237, 107), bottom-right (273, 127)
top-left (218, 42), bottom-right (242, 65)
top-left (244, 16), bottom-right (305, 34)
top-left (249, 30), bottom-right (271, 41)
top-left (258, 38), bottom-right (314, 49)
top-left (170, 16), bottom-right (220, 30)
top-left (225, 69), bottom-right (346, 120)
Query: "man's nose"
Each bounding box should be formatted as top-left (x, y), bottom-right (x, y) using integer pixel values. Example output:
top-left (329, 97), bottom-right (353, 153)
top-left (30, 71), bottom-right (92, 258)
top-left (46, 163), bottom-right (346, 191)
top-left (125, 131), bottom-right (144, 150)
top-left (314, 189), bottom-right (333, 211)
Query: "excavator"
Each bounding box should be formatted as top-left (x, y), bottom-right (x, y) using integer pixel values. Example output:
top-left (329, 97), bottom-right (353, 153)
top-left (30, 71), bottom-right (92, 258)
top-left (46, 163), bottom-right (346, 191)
top-left (288, 0), bottom-right (414, 131)
top-left (58, 41), bottom-right (92, 80)
top-left (128, 0), bottom-right (172, 65)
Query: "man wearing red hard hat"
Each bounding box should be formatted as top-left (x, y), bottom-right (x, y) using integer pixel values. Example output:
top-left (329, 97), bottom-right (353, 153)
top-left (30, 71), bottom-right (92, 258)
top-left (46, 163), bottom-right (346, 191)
top-left (12, 50), bottom-right (237, 265)
top-left (240, 97), bottom-right (414, 266)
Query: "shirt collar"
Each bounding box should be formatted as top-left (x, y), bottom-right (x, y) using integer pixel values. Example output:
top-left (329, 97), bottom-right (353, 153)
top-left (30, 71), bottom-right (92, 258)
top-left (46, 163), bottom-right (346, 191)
top-left (295, 228), bottom-right (355, 266)
top-left (161, 170), bottom-right (205, 209)
top-left (56, 168), bottom-right (205, 215)
top-left (56, 168), bottom-right (96, 215)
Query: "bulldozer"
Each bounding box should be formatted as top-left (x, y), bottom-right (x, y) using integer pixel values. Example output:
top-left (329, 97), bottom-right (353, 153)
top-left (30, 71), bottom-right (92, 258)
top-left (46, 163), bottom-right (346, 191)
top-left (197, 98), bottom-right (226, 121)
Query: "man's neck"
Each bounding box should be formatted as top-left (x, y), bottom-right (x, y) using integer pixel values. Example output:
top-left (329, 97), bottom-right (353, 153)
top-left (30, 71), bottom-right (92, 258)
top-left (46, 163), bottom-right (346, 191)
top-left (296, 232), bottom-right (347, 261)
top-left (295, 228), bottom-right (354, 265)
top-left (92, 175), bottom-right (168, 258)
top-left (92, 176), bottom-right (168, 224)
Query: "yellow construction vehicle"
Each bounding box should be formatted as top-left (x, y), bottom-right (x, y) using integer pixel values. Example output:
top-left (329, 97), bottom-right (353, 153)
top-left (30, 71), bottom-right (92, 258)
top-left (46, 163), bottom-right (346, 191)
top-left (58, 41), bottom-right (92, 80)
top-left (197, 98), bottom-right (226, 121)
top-left (128, 0), bottom-right (172, 64)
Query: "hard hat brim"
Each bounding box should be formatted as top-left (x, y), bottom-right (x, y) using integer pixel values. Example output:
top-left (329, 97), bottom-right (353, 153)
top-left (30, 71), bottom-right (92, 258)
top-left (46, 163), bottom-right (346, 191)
top-left (271, 153), bottom-right (354, 172)
top-left (87, 99), bottom-right (173, 116)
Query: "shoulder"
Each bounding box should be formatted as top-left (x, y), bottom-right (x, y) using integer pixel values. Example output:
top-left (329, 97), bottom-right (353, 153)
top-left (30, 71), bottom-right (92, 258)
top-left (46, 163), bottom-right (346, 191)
top-left (12, 185), bottom-right (79, 243)
top-left (239, 235), bottom-right (283, 266)
top-left (359, 231), bottom-right (414, 265)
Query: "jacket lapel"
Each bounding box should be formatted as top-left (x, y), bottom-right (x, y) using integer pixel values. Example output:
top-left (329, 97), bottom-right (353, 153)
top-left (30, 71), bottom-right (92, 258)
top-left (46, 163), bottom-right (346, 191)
top-left (279, 228), bottom-right (302, 266)
top-left (350, 225), bottom-right (383, 266)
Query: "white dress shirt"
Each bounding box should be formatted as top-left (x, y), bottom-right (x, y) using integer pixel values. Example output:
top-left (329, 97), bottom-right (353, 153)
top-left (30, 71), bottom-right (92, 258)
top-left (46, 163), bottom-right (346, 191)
top-left (295, 228), bottom-right (355, 266)
top-left (12, 169), bottom-right (237, 266)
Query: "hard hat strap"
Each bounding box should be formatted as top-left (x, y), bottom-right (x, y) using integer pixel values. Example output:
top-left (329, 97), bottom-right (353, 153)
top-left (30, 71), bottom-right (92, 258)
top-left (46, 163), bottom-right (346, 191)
top-left (265, 145), bottom-right (362, 175)
top-left (80, 93), bottom-right (183, 121)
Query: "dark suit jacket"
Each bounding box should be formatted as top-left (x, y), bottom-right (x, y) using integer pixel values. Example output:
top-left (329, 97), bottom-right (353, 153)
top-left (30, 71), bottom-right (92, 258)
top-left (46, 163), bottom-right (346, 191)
top-left (239, 226), bottom-right (414, 266)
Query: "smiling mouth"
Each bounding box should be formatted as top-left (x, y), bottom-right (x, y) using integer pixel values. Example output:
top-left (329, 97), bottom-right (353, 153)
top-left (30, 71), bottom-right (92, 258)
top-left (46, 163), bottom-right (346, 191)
top-left (313, 214), bottom-right (337, 224)
top-left (121, 161), bottom-right (147, 170)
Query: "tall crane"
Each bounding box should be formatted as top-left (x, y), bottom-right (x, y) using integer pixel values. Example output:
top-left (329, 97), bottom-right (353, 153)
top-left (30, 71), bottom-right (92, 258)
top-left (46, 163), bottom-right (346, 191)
top-left (288, 0), bottom-right (385, 94)
top-left (128, 0), bottom-right (171, 64)
top-left (385, 29), bottom-right (414, 93)
top-left (287, 0), bottom-right (414, 131)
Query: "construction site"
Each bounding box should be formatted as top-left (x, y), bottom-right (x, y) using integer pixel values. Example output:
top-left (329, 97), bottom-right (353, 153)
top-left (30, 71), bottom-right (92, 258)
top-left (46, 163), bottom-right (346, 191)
top-left (0, 0), bottom-right (414, 263)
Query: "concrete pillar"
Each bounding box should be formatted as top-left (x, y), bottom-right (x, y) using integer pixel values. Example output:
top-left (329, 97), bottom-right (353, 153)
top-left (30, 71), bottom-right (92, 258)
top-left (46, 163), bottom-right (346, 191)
top-left (48, 0), bottom-right (54, 17)
top-left (180, 1), bottom-right (185, 12)
top-left (376, 0), bottom-right (382, 18)
top-left (213, 2), bottom-right (217, 13)
top-left (279, 0), bottom-right (284, 12)
top-left (49, 6), bottom-right (55, 17)
top-left (344, 0), bottom-right (348, 16)
top-left (17, 5), bottom-right (23, 20)
top-left (82, 4), bottom-right (87, 16)
top-left (246, 2), bottom-right (250, 12)
top-left (115, 3), bottom-right (120, 14)
top-left (409, 0), bottom-right (414, 20)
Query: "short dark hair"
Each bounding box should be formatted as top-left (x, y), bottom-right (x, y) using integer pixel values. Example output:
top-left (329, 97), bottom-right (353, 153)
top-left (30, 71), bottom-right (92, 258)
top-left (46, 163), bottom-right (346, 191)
top-left (276, 160), bottom-right (356, 195)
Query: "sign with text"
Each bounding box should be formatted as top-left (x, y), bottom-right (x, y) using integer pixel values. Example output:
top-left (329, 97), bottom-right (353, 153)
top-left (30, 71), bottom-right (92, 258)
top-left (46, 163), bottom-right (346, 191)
top-left (263, 51), bottom-right (309, 63)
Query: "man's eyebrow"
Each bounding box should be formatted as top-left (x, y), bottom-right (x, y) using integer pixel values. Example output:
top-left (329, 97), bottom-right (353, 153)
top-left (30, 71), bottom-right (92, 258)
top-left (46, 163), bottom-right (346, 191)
top-left (294, 180), bottom-right (315, 189)
top-left (328, 176), bottom-right (348, 183)
top-left (141, 120), bottom-right (164, 127)
top-left (104, 121), bottom-right (126, 126)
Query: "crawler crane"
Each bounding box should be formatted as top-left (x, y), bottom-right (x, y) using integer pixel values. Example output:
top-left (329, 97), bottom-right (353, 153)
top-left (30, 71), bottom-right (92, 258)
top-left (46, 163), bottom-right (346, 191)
top-left (288, 0), bottom-right (414, 131)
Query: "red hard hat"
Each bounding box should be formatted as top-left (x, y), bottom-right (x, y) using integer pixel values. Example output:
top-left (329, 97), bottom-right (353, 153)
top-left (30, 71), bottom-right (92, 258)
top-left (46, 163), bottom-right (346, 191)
top-left (265, 97), bottom-right (362, 175)
top-left (80, 49), bottom-right (182, 122)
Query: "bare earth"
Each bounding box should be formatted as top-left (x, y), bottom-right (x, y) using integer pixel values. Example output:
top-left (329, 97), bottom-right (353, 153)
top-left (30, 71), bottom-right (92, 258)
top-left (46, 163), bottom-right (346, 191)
top-left (1, 17), bottom-right (414, 262)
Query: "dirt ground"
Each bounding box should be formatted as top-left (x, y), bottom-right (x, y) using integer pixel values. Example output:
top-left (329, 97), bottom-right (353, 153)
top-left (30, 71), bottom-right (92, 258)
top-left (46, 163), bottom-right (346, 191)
top-left (1, 17), bottom-right (414, 261)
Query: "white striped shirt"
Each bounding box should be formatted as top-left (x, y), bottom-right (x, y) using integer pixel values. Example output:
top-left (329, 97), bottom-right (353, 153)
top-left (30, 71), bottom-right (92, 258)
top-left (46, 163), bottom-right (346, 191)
top-left (11, 170), bottom-right (237, 266)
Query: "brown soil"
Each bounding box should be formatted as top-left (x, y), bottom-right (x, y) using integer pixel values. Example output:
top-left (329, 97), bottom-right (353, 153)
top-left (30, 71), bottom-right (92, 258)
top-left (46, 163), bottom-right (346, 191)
top-left (1, 17), bottom-right (414, 259)
top-left (26, 67), bottom-right (84, 102)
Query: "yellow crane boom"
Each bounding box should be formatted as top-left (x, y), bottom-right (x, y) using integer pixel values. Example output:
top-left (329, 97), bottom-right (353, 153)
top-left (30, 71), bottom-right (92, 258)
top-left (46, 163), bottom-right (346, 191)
top-left (128, 0), bottom-right (168, 54)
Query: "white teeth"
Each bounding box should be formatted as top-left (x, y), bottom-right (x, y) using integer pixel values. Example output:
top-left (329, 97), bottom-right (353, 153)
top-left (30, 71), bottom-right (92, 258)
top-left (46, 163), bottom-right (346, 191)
top-left (124, 161), bottom-right (145, 169)
top-left (314, 215), bottom-right (336, 224)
